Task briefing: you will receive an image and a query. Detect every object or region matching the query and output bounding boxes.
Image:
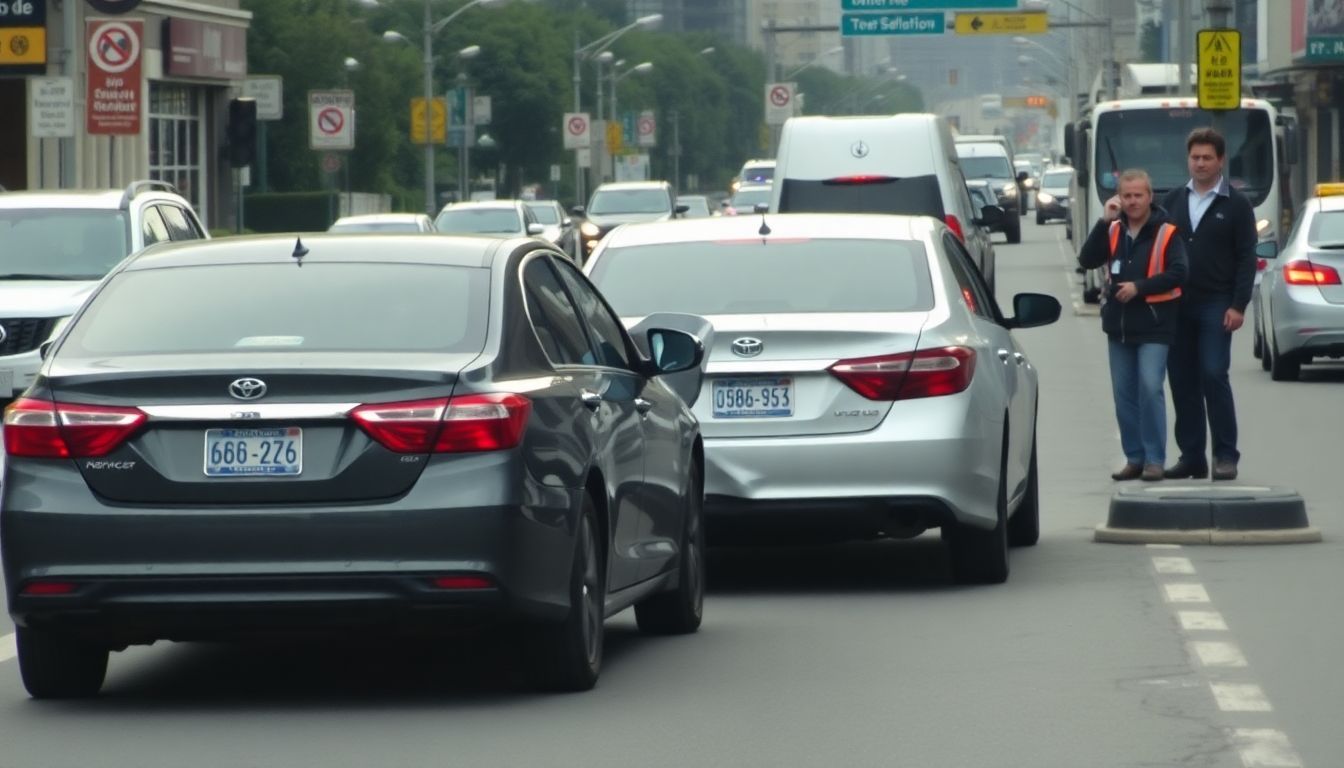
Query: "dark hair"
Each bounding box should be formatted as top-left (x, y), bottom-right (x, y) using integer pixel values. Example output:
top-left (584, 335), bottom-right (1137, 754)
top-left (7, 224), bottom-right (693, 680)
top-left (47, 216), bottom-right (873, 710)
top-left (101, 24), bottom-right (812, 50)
top-left (1186, 127), bottom-right (1225, 158)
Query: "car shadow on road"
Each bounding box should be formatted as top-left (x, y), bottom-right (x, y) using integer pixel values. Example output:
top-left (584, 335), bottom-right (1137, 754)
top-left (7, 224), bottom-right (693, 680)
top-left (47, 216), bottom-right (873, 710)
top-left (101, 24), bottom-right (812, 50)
top-left (706, 536), bottom-right (957, 595)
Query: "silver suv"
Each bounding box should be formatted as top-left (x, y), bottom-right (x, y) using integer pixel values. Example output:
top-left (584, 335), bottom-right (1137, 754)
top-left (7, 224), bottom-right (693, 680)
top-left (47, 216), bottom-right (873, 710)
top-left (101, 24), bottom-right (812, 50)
top-left (0, 181), bottom-right (208, 397)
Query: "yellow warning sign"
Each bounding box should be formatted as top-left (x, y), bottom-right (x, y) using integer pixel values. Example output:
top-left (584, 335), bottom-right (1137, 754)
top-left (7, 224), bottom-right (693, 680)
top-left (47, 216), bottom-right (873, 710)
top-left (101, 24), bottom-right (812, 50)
top-left (606, 120), bottom-right (623, 154)
top-left (954, 12), bottom-right (1048, 36)
top-left (1197, 29), bottom-right (1241, 111)
top-left (410, 97), bottom-right (446, 145)
top-left (0, 27), bottom-right (46, 66)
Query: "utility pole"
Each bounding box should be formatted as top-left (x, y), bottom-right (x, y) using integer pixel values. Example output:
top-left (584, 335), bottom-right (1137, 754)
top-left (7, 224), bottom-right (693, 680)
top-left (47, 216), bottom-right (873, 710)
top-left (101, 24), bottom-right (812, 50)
top-left (670, 109), bottom-right (681, 191)
top-left (1177, 0), bottom-right (1192, 94)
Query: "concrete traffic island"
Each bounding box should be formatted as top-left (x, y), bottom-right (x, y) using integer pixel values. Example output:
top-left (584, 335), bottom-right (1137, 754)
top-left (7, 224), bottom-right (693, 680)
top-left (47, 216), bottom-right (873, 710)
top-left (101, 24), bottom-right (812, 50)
top-left (1094, 483), bottom-right (1322, 545)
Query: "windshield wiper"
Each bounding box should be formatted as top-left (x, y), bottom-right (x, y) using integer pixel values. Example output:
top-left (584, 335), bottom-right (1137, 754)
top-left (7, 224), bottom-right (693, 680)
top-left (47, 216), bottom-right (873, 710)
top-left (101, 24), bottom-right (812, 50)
top-left (0, 272), bottom-right (100, 281)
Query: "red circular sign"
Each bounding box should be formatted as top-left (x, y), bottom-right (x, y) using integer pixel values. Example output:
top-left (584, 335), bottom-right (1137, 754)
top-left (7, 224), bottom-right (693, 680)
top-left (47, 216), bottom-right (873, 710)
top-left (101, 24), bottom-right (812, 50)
top-left (769, 85), bottom-right (791, 107)
top-left (567, 116), bottom-right (587, 136)
top-left (88, 21), bottom-right (140, 74)
top-left (318, 107), bottom-right (345, 135)
top-left (638, 116), bottom-right (655, 135)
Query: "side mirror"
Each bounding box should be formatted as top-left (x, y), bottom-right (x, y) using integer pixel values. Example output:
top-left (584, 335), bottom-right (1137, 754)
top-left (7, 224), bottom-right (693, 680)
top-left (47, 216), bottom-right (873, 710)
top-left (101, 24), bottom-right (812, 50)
top-left (719, 200), bottom-right (730, 208)
top-left (1256, 240), bottom-right (1279, 259)
top-left (527, 223), bottom-right (546, 236)
top-left (1016, 171), bottom-right (1030, 183)
top-left (753, 203), bottom-right (770, 214)
top-left (625, 312), bottom-right (715, 407)
top-left (674, 204), bottom-right (690, 217)
top-left (562, 217), bottom-right (573, 227)
top-left (647, 328), bottom-right (703, 374)
top-left (976, 204), bottom-right (1006, 228)
top-left (571, 205), bottom-right (586, 216)
top-left (1007, 292), bottom-right (1062, 329)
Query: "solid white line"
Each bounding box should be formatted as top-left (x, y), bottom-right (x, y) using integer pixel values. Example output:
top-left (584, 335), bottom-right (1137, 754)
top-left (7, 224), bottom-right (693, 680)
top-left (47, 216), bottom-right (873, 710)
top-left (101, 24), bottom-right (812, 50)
top-left (1146, 543), bottom-right (1184, 549)
top-left (1164, 583), bottom-right (1211, 603)
top-left (0, 632), bottom-right (14, 664)
top-left (1230, 728), bottom-right (1303, 768)
top-left (1191, 641), bottom-right (1249, 668)
top-left (1212, 683), bottom-right (1273, 712)
top-left (1179, 610), bottom-right (1229, 631)
top-left (1153, 556), bottom-right (1196, 575)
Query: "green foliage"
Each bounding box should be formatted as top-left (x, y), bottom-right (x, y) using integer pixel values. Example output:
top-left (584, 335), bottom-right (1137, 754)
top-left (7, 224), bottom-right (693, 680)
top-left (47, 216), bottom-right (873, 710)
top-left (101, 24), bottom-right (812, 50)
top-left (244, 191), bottom-right (338, 232)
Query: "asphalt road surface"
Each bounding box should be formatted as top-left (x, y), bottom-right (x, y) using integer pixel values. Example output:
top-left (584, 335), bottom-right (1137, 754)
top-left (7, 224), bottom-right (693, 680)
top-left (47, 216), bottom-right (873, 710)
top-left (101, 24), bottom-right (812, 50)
top-left (1, 218), bottom-right (1340, 768)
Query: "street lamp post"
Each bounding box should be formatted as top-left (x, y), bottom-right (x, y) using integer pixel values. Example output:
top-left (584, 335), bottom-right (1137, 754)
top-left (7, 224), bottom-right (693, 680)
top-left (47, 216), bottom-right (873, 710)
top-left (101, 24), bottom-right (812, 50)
top-left (782, 45), bottom-right (844, 81)
top-left (342, 56), bottom-right (360, 217)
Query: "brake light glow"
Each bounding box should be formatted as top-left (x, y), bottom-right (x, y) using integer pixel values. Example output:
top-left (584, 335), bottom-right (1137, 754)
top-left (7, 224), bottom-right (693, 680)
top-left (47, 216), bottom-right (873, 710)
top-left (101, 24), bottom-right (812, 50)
top-left (429, 575), bottom-right (494, 590)
top-left (944, 214), bottom-right (966, 243)
top-left (20, 581), bottom-right (79, 596)
top-left (351, 393), bottom-right (531, 454)
top-left (3, 398), bottom-right (147, 459)
top-left (829, 346), bottom-right (976, 401)
top-left (1256, 259), bottom-right (1268, 272)
top-left (1283, 260), bottom-right (1343, 286)
top-left (825, 175), bottom-right (894, 185)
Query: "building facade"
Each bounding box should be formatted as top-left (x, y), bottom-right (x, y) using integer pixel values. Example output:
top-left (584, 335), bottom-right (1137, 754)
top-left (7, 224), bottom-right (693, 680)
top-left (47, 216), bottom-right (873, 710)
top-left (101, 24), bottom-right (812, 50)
top-left (0, 0), bottom-right (251, 229)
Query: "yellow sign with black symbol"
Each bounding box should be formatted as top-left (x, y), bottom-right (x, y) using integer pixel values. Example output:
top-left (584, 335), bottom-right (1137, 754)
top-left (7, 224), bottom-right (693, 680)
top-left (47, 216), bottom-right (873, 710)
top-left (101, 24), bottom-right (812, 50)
top-left (1198, 29), bottom-right (1241, 111)
top-left (606, 120), bottom-right (623, 154)
top-left (410, 97), bottom-right (446, 145)
top-left (0, 27), bottom-right (46, 66)
top-left (954, 12), bottom-right (1047, 36)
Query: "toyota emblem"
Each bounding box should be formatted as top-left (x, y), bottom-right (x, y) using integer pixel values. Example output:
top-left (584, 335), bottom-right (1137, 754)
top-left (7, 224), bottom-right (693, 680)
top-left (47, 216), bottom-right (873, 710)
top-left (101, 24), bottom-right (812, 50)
top-left (731, 337), bottom-right (763, 358)
top-left (850, 141), bottom-right (870, 159)
top-left (228, 377), bottom-right (268, 400)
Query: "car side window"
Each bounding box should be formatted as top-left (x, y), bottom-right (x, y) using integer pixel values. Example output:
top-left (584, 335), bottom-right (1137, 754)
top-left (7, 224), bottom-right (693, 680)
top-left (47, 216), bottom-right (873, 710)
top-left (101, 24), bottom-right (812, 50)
top-left (140, 206), bottom-right (171, 247)
top-left (521, 256), bottom-right (593, 366)
top-left (157, 205), bottom-right (201, 241)
top-left (943, 233), bottom-right (997, 321)
top-left (551, 258), bottom-right (634, 370)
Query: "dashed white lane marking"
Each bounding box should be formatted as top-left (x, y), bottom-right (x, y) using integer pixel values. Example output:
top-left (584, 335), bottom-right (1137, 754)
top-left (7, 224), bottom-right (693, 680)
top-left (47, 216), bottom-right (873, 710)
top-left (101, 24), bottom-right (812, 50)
top-left (1192, 640), bottom-right (1249, 668)
top-left (1146, 543), bottom-right (1184, 550)
top-left (1164, 583), bottom-right (1211, 603)
top-left (1230, 728), bottom-right (1304, 768)
top-left (0, 633), bottom-right (14, 664)
top-left (1179, 610), bottom-right (1230, 631)
top-left (1212, 683), bottom-right (1273, 712)
top-left (1153, 556), bottom-right (1196, 574)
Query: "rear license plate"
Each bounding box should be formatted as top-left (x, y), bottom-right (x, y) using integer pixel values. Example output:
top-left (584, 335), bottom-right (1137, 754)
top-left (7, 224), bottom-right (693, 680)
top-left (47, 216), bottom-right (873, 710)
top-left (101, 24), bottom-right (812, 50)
top-left (711, 377), bottom-right (794, 419)
top-left (204, 428), bottom-right (302, 477)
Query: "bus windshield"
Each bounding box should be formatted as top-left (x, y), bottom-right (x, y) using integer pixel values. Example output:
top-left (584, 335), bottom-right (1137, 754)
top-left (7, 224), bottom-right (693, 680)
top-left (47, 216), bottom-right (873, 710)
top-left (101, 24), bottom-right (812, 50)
top-left (1094, 107), bottom-right (1273, 207)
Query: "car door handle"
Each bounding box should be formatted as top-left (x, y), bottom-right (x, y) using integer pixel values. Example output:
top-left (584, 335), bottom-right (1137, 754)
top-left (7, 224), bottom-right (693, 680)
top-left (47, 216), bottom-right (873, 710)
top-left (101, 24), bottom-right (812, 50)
top-left (634, 397), bottom-right (655, 414)
top-left (580, 390), bottom-right (603, 410)
top-left (1013, 352), bottom-right (1026, 365)
top-left (997, 349), bottom-right (1012, 362)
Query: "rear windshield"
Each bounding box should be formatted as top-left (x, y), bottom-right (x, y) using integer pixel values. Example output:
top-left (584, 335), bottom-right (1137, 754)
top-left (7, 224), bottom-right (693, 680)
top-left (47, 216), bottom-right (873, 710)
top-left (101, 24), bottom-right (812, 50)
top-left (730, 187), bottom-right (773, 209)
top-left (589, 239), bottom-right (934, 316)
top-left (1042, 169), bottom-right (1074, 189)
top-left (741, 165), bottom-right (774, 184)
top-left (61, 263), bottom-right (489, 356)
top-left (329, 221), bottom-right (422, 233)
top-left (0, 209), bottom-right (131, 280)
top-left (526, 204), bottom-right (560, 224)
top-left (777, 174), bottom-right (944, 218)
top-left (435, 208), bottom-right (520, 234)
top-left (1308, 210), bottom-right (1344, 248)
top-left (959, 156), bottom-right (1014, 180)
top-left (589, 189), bottom-right (671, 215)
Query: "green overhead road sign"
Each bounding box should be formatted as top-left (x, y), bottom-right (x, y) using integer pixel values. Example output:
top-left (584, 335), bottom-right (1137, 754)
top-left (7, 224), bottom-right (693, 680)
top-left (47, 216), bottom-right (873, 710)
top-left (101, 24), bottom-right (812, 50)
top-left (842, 12), bottom-right (945, 36)
top-left (841, 0), bottom-right (1014, 9)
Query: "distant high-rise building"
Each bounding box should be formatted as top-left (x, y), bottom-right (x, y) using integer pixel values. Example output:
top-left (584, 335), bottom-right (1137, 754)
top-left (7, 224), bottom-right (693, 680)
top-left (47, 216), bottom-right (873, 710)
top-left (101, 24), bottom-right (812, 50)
top-left (683, 0), bottom-right (748, 45)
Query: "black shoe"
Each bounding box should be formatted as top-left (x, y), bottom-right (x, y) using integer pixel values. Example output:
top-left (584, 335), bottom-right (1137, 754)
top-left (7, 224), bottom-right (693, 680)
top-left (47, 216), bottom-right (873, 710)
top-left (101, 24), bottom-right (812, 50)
top-left (1111, 463), bottom-right (1142, 481)
top-left (1141, 464), bottom-right (1164, 482)
top-left (1163, 459), bottom-right (1209, 479)
top-left (1212, 460), bottom-right (1238, 481)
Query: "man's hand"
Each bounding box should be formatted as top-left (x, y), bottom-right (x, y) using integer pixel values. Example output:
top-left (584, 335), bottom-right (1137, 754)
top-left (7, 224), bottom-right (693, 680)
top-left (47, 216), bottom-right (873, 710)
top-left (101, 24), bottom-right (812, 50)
top-left (1224, 308), bottom-right (1244, 332)
top-left (1103, 195), bottom-right (1122, 221)
top-left (1114, 282), bottom-right (1138, 303)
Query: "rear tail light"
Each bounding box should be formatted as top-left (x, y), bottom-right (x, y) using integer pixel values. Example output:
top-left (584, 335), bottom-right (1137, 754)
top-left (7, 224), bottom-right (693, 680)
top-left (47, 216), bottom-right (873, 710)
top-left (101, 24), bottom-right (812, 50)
top-left (1283, 260), bottom-right (1343, 286)
top-left (429, 575), bottom-right (494, 590)
top-left (3, 398), bottom-right (147, 459)
top-left (20, 581), bottom-right (79, 596)
top-left (1256, 258), bottom-right (1268, 272)
top-left (351, 393), bottom-right (531, 454)
top-left (829, 346), bottom-right (976, 401)
top-left (825, 175), bottom-right (895, 185)
top-left (944, 214), bottom-right (966, 243)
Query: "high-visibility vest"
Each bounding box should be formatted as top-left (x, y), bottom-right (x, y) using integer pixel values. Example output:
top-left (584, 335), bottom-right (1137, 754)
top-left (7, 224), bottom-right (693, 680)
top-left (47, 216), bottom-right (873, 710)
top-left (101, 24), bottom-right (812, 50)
top-left (1108, 221), bottom-right (1182, 303)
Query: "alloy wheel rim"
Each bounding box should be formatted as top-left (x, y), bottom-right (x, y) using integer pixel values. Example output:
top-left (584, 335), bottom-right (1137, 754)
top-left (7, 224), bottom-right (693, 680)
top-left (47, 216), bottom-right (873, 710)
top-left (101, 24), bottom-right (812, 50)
top-left (581, 520), bottom-right (601, 664)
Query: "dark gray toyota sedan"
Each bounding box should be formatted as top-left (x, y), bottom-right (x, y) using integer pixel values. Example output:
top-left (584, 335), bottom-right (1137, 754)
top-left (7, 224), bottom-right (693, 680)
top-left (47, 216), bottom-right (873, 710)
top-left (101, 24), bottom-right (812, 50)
top-left (2, 233), bottom-right (709, 697)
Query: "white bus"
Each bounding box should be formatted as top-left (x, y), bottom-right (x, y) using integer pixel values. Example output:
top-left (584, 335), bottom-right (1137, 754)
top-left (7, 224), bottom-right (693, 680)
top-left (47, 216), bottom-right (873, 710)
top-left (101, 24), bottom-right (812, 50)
top-left (1067, 95), bottom-right (1295, 302)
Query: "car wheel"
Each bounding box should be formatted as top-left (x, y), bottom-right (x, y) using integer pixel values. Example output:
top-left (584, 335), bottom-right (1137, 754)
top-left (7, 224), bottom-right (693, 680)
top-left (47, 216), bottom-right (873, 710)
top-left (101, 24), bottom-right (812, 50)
top-left (1269, 325), bottom-right (1301, 382)
top-left (530, 494), bottom-right (604, 692)
top-left (1006, 218), bottom-right (1022, 244)
top-left (1007, 425), bottom-right (1040, 548)
top-left (17, 627), bottom-right (109, 699)
top-left (635, 462), bottom-right (705, 635)
top-left (947, 424), bottom-right (1010, 584)
top-left (1036, 210), bottom-right (1045, 226)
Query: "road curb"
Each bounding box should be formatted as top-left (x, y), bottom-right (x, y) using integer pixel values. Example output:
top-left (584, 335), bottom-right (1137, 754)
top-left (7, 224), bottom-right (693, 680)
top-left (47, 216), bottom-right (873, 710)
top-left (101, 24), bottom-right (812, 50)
top-left (1093, 483), bottom-right (1321, 545)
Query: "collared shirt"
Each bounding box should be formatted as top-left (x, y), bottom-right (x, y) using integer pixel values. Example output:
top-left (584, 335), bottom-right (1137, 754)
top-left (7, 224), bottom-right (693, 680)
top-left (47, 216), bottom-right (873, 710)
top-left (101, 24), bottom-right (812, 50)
top-left (1187, 176), bottom-right (1228, 231)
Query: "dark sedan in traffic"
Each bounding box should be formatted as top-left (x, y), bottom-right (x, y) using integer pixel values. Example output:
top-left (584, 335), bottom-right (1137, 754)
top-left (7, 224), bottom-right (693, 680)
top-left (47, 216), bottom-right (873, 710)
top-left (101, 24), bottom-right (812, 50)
top-left (2, 233), bottom-right (709, 697)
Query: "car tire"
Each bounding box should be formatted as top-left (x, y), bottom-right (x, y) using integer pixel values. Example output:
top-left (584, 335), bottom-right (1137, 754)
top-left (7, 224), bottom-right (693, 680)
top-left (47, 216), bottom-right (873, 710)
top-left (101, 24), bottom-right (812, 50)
top-left (16, 627), bottom-right (108, 699)
top-left (1252, 317), bottom-right (1263, 359)
top-left (1007, 426), bottom-right (1040, 548)
top-left (1269, 327), bottom-right (1301, 381)
top-left (1036, 210), bottom-right (1046, 226)
top-left (1259, 313), bottom-right (1272, 372)
top-left (529, 494), bottom-right (604, 692)
top-left (635, 462), bottom-right (705, 635)
top-left (947, 425), bottom-right (1010, 584)
top-left (1006, 218), bottom-right (1022, 244)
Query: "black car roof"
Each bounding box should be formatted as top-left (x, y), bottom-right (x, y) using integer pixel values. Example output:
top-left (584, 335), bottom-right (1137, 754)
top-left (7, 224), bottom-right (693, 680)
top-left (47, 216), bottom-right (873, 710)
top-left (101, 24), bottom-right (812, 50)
top-left (123, 233), bottom-right (534, 272)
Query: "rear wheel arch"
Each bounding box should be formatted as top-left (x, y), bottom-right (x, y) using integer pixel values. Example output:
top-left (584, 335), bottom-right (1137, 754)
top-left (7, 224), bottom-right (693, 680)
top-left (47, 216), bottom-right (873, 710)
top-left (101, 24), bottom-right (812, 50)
top-left (583, 470), bottom-right (611, 564)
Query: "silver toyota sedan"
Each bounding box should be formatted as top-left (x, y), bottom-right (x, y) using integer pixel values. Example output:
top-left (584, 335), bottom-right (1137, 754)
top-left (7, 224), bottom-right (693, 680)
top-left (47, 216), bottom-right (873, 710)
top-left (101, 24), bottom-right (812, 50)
top-left (585, 214), bottom-right (1060, 584)
top-left (1255, 185), bottom-right (1344, 381)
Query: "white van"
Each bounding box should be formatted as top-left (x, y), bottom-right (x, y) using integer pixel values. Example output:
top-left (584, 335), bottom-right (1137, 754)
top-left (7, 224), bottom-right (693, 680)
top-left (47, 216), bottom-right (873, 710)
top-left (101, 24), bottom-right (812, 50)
top-left (770, 113), bottom-right (1000, 290)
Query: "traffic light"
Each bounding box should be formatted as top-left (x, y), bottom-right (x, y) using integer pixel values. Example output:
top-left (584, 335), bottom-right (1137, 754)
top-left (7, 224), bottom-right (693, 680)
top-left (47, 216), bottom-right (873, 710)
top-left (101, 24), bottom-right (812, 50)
top-left (226, 98), bottom-right (258, 167)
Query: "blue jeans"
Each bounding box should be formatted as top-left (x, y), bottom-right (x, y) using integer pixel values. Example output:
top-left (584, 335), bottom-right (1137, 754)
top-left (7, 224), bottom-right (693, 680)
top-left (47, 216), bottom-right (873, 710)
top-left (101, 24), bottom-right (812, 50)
top-left (1108, 340), bottom-right (1170, 466)
top-left (1168, 298), bottom-right (1238, 465)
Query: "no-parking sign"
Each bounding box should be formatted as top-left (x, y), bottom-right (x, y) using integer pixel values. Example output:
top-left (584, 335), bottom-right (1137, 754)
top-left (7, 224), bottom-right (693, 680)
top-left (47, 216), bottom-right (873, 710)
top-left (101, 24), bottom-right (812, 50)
top-left (309, 89), bottom-right (354, 150)
top-left (86, 18), bottom-right (143, 135)
top-left (563, 112), bottom-right (590, 150)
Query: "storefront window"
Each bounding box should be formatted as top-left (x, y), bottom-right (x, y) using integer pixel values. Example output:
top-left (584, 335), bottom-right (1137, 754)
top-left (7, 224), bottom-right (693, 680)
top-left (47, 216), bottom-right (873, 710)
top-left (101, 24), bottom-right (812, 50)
top-left (148, 84), bottom-right (203, 214)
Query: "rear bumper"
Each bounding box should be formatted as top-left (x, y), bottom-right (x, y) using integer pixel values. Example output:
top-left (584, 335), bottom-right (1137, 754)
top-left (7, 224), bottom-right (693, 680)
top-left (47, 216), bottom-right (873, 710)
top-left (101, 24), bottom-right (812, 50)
top-left (1037, 200), bottom-right (1069, 220)
top-left (2, 456), bottom-right (580, 642)
top-left (1273, 290), bottom-right (1344, 358)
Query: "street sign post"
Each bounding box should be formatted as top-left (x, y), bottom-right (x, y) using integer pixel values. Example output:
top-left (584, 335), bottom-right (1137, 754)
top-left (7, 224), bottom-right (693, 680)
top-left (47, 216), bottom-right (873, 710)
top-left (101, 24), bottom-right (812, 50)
top-left (243, 76), bottom-right (283, 121)
top-left (0, 0), bottom-right (47, 75)
top-left (954, 12), bottom-right (1048, 35)
top-left (842, 13), bottom-right (944, 36)
top-left (765, 82), bottom-right (795, 125)
top-left (86, 18), bottom-right (143, 136)
top-left (563, 112), bottom-right (590, 149)
top-left (308, 90), bottom-right (354, 151)
top-left (1197, 29), bottom-right (1241, 111)
top-left (410, 97), bottom-right (446, 145)
top-left (30, 77), bottom-right (75, 138)
top-left (637, 110), bottom-right (656, 148)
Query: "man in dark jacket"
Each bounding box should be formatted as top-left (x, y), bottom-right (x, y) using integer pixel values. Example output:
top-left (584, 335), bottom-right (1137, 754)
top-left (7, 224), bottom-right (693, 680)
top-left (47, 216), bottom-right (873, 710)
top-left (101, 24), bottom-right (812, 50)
top-left (1080, 169), bottom-right (1189, 481)
top-left (1160, 128), bottom-right (1258, 481)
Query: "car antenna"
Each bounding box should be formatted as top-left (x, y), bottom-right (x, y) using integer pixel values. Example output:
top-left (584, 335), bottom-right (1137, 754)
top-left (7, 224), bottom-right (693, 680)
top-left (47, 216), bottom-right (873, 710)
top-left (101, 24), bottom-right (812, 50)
top-left (756, 204), bottom-right (771, 237)
top-left (292, 237), bottom-right (309, 265)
